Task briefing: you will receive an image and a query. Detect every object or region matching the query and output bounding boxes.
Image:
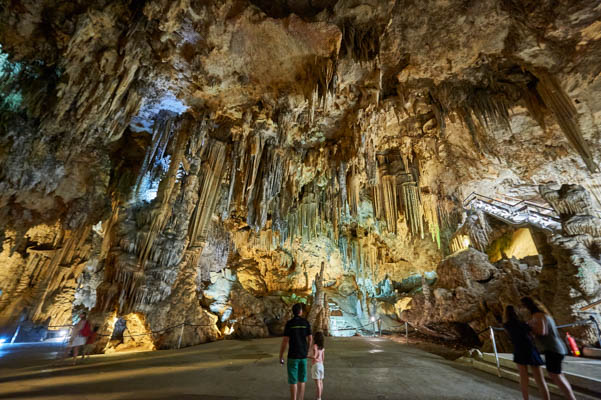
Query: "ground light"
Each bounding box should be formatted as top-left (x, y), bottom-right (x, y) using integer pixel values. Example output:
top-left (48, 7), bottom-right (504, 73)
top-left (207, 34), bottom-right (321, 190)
top-left (0, 338), bottom-right (6, 344)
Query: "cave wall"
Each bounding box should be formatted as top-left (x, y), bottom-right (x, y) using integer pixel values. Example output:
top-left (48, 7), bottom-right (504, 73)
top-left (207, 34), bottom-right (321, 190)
top-left (0, 0), bottom-right (600, 348)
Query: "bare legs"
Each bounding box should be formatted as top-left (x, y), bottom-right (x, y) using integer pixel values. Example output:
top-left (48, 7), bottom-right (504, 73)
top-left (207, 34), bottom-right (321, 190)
top-left (289, 383), bottom-right (305, 400)
top-left (531, 366), bottom-right (550, 400)
top-left (517, 365), bottom-right (550, 400)
top-left (549, 373), bottom-right (576, 400)
top-left (314, 379), bottom-right (323, 399)
top-left (298, 382), bottom-right (305, 400)
top-left (71, 346), bottom-right (80, 365)
top-left (518, 364), bottom-right (530, 400)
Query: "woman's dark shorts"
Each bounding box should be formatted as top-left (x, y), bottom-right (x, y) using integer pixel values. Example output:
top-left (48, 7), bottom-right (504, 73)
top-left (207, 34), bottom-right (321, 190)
top-left (544, 352), bottom-right (564, 374)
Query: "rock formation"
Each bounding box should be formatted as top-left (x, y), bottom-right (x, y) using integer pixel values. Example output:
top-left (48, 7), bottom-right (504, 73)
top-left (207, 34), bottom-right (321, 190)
top-left (403, 248), bottom-right (540, 349)
top-left (539, 183), bottom-right (601, 344)
top-left (0, 1), bottom-right (600, 351)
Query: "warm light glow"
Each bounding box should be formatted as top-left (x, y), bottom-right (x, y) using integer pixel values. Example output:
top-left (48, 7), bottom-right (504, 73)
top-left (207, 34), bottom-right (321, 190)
top-left (224, 326), bottom-right (234, 336)
top-left (462, 236), bottom-right (470, 247)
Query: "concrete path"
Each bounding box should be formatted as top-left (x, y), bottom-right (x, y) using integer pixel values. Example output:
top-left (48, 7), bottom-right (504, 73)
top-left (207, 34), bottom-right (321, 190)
top-left (0, 337), bottom-right (560, 399)
top-left (495, 352), bottom-right (601, 379)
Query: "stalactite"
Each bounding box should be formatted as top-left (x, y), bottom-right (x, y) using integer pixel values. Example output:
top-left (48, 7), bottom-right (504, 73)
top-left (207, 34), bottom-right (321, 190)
top-left (134, 110), bottom-right (178, 197)
top-left (540, 183), bottom-right (595, 216)
top-left (422, 193), bottom-right (441, 248)
top-left (465, 210), bottom-right (492, 252)
top-left (534, 71), bottom-right (598, 172)
top-left (348, 170), bottom-right (361, 217)
top-left (340, 19), bottom-right (382, 62)
top-left (303, 56), bottom-right (337, 123)
top-left (138, 117), bottom-right (192, 267)
top-left (188, 139), bottom-right (227, 247)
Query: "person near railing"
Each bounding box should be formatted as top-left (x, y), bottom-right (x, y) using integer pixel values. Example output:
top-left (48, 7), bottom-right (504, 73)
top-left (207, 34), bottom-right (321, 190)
top-left (66, 312), bottom-right (91, 365)
top-left (521, 297), bottom-right (576, 400)
top-left (503, 305), bottom-right (550, 400)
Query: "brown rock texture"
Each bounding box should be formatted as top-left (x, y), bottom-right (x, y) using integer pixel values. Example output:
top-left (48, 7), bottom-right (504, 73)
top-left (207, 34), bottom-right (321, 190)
top-left (403, 248), bottom-right (540, 349)
top-left (0, 0), bottom-right (600, 350)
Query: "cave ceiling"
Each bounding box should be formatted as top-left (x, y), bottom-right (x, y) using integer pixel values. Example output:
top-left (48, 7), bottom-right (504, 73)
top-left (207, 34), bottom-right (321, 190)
top-left (0, 0), bottom-right (600, 338)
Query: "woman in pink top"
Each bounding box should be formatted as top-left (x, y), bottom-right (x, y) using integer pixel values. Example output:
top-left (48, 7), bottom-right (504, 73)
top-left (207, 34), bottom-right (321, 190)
top-left (309, 331), bottom-right (325, 400)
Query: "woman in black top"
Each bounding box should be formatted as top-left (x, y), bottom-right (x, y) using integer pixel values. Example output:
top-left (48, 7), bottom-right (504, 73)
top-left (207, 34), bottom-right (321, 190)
top-left (503, 305), bottom-right (550, 400)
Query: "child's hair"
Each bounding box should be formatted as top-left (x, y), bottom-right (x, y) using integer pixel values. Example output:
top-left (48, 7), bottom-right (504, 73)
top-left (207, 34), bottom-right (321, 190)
top-left (314, 331), bottom-right (325, 350)
top-left (503, 305), bottom-right (520, 324)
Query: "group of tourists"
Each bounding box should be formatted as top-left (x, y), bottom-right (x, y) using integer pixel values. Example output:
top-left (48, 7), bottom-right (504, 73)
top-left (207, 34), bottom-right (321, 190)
top-left (504, 297), bottom-right (576, 400)
top-left (65, 298), bottom-right (578, 399)
top-left (279, 303), bottom-right (325, 400)
top-left (279, 297), bottom-right (580, 400)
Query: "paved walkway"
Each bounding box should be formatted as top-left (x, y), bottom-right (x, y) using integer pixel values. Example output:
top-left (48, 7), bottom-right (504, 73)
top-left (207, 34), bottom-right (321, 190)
top-left (495, 352), bottom-right (601, 378)
top-left (0, 337), bottom-right (560, 399)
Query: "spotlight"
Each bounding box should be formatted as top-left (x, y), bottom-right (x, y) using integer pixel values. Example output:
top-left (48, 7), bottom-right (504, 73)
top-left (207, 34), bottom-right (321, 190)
top-left (370, 317), bottom-right (376, 322)
top-left (0, 338), bottom-right (6, 344)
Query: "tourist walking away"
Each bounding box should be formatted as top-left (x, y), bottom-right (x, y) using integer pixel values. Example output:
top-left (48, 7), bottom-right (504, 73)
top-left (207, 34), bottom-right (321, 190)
top-left (309, 331), bottom-right (325, 400)
top-left (279, 303), bottom-right (312, 400)
top-left (503, 305), bottom-right (550, 400)
top-left (68, 312), bottom-right (91, 365)
top-left (521, 297), bottom-right (577, 400)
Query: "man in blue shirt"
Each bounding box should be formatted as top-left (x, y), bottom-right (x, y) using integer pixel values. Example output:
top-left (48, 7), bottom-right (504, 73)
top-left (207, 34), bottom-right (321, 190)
top-left (279, 303), bottom-right (312, 400)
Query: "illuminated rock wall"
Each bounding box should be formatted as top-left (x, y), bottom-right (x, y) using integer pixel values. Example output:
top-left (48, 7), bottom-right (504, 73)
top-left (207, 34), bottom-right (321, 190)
top-left (0, 0), bottom-right (600, 349)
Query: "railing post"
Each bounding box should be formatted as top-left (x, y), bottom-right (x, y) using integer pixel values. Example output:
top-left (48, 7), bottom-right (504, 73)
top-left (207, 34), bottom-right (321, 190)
top-left (177, 322), bottom-right (185, 349)
top-left (589, 316), bottom-right (601, 347)
top-left (10, 323), bottom-right (21, 344)
top-left (405, 321), bottom-right (409, 341)
top-left (490, 326), bottom-right (501, 377)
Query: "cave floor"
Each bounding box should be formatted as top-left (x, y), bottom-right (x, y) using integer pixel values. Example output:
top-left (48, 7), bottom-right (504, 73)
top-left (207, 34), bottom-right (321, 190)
top-left (0, 337), bottom-right (563, 400)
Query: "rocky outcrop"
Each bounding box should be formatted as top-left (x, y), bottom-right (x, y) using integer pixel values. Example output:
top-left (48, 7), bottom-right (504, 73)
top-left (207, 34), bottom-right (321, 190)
top-left (403, 248), bottom-right (539, 348)
top-left (539, 184), bottom-right (601, 344)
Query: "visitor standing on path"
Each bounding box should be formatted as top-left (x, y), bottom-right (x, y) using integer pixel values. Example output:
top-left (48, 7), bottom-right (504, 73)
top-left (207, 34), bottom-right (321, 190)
top-left (521, 297), bottom-right (577, 400)
top-left (309, 331), bottom-right (325, 400)
top-left (503, 305), bottom-right (550, 400)
top-left (279, 303), bottom-right (312, 400)
top-left (67, 312), bottom-right (91, 365)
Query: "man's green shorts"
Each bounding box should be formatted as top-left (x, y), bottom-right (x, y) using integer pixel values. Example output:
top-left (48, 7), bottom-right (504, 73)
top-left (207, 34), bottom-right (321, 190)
top-left (287, 358), bottom-right (307, 384)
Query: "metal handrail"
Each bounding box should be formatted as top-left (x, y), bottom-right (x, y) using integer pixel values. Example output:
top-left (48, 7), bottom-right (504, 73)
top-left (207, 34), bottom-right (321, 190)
top-left (464, 193), bottom-right (560, 221)
top-left (484, 317), bottom-right (600, 378)
top-left (463, 192), bottom-right (557, 214)
top-left (463, 192), bottom-right (562, 233)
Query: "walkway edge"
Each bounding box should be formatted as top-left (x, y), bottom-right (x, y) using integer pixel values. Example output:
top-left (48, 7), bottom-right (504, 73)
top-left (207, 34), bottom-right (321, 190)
top-left (457, 357), bottom-right (600, 400)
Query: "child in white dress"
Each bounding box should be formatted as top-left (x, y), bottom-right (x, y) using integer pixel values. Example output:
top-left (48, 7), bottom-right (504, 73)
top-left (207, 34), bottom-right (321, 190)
top-left (309, 331), bottom-right (325, 400)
